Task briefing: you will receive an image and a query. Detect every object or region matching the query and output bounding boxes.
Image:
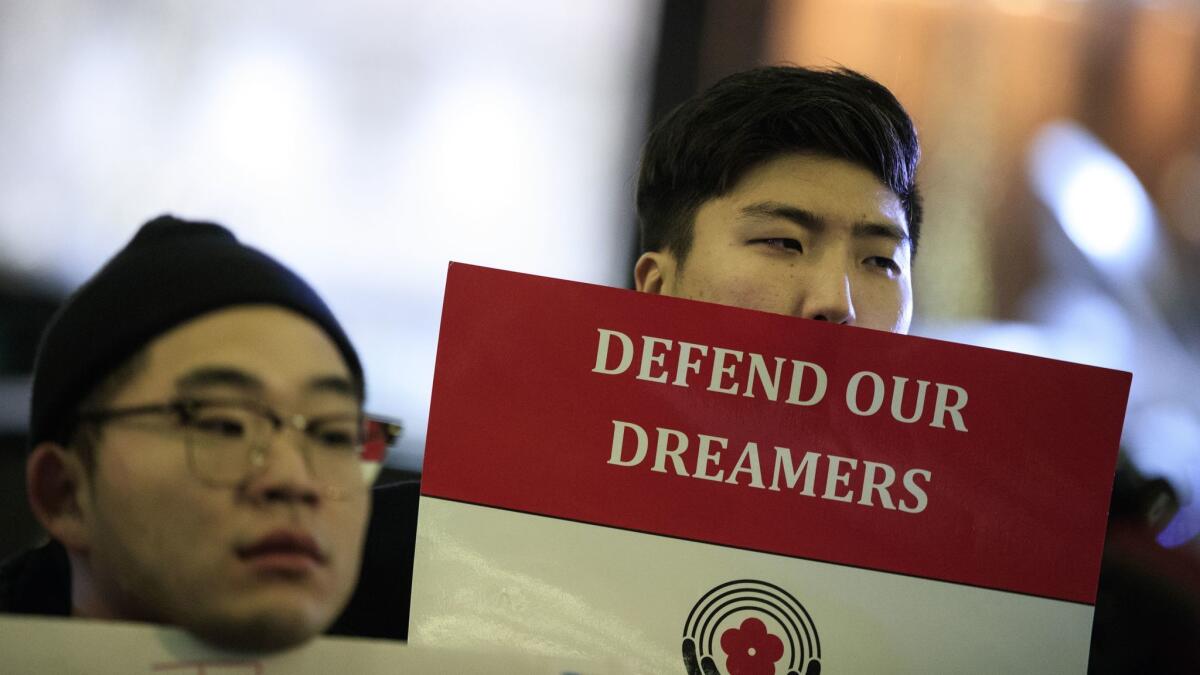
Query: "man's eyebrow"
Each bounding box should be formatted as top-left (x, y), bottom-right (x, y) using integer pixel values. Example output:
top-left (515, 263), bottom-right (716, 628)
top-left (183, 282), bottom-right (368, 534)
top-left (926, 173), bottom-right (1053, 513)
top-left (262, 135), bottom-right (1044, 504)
top-left (307, 375), bottom-right (358, 399)
top-left (176, 367), bottom-right (264, 393)
top-left (741, 201), bottom-right (911, 247)
top-left (175, 368), bottom-right (357, 400)
top-left (852, 222), bottom-right (911, 247)
top-left (741, 202), bottom-right (823, 229)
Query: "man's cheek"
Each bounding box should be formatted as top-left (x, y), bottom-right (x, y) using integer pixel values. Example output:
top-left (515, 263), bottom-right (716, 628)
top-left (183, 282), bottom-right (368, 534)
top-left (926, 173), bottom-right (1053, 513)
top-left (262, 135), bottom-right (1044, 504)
top-left (95, 446), bottom-right (141, 489)
top-left (333, 501), bottom-right (370, 568)
top-left (721, 278), bottom-right (793, 314)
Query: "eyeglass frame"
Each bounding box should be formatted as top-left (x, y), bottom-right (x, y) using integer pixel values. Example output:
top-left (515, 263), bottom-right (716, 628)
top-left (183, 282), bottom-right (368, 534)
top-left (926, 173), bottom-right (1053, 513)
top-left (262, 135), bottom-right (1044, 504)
top-left (72, 397), bottom-right (400, 496)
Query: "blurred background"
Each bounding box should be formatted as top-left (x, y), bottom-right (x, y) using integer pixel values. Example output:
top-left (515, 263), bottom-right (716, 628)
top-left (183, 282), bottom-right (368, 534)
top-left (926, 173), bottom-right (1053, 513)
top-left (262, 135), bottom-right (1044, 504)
top-left (1, 0), bottom-right (1198, 651)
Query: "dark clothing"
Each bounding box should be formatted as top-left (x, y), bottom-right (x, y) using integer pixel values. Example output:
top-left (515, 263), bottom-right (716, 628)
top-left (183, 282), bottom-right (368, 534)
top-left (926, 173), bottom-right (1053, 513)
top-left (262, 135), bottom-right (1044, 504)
top-left (1088, 523), bottom-right (1200, 674)
top-left (0, 537), bottom-right (70, 616)
top-left (327, 479), bottom-right (420, 641)
top-left (0, 480), bottom-right (420, 642)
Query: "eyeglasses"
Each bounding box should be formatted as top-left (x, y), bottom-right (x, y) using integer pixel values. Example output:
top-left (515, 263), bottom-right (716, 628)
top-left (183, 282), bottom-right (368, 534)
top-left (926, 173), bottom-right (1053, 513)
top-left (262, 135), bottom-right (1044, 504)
top-left (76, 398), bottom-right (400, 497)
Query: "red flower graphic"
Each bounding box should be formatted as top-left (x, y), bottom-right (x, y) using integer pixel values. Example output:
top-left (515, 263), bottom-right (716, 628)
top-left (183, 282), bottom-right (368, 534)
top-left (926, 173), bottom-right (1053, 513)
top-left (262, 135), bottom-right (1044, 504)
top-left (720, 617), bottom-right (784, 675)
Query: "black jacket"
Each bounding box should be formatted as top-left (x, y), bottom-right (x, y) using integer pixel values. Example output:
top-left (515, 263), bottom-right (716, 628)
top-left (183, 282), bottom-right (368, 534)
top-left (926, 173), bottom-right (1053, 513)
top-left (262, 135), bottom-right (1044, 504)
top-left (328, 479), bottom-right (420, 640)
top-left (0, 536), bottom-right (70, 616)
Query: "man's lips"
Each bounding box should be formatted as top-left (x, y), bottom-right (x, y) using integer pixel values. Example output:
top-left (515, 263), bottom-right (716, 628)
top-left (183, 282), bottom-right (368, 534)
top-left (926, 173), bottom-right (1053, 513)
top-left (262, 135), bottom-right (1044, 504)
top-left (237, 531), bottom-right (328, 569)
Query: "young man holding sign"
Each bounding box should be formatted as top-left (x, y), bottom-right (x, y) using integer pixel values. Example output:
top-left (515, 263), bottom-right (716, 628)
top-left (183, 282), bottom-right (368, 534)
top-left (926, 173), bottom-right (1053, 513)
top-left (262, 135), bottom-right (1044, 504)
top-left (633, 66), bottom-right (920, 336)
top-left (618, 66), bottom-right (932, 520)
top-left (399, 64), bottom-right (1129, 674)
top-left (622, 65), bottom-right (1194, 672)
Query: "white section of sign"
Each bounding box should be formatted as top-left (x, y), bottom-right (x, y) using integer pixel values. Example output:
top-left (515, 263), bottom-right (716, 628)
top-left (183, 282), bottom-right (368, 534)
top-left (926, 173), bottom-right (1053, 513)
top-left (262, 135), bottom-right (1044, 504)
top-left (0, 614), bottom-right (613, 674)
top-left (411, 498), bottom-right (1094, 674)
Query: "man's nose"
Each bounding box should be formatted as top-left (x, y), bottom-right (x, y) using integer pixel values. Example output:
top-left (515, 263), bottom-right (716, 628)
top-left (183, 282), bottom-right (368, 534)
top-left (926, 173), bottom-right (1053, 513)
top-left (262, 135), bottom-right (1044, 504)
top-left (244, 430), bottom-right (322, 506)
top-left (796, 262), bottom-right (856, 325)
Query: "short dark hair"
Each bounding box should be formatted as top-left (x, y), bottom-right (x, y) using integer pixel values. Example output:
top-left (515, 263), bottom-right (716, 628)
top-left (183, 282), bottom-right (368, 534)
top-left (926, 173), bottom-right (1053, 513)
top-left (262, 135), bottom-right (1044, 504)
top-left (65, 351), bottom-right (149, 473)
top-left (636, 66), bottom-right (923, 260)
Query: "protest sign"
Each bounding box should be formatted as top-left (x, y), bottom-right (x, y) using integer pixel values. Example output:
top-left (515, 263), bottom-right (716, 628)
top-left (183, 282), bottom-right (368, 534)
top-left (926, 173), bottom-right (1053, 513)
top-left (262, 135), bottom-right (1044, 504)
top-left (0, 614), bottom-right (609, 674)
top-left (411, 263), bottom-right (1131, 673)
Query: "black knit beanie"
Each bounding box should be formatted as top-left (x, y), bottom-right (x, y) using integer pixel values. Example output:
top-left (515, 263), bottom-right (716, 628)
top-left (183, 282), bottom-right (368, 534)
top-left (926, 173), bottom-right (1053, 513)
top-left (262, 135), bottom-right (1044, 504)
top-left (29, 215), bottom-right (364, 447)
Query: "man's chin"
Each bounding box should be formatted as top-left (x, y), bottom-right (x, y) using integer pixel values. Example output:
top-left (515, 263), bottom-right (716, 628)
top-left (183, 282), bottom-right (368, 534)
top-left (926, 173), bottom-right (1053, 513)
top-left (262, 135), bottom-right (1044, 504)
top-left (185, 601), bottom-right (332, 653)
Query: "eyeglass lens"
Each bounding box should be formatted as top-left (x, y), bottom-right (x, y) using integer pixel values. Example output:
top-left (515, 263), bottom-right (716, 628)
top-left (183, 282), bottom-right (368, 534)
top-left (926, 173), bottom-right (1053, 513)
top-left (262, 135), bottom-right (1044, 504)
top-left (183, 402), bottom-right (381, 490)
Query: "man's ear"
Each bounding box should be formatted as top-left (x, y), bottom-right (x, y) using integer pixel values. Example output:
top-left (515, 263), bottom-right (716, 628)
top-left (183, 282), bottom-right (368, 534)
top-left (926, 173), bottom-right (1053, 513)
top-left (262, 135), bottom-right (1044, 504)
top-left (27, 442), bottom-right (93, 554)
top-left (634, 250), bottom-right (676, 295)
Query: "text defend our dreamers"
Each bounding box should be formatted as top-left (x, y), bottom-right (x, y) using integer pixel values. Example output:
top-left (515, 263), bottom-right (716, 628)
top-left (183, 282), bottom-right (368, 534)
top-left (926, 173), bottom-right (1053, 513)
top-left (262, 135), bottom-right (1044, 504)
top-left (591, 328), bottom-right (972, 515)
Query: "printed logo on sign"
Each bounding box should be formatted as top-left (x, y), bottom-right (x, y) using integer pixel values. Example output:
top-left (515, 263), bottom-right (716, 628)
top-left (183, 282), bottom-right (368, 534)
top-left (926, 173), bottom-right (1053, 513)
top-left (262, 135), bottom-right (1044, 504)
top-left (682, 580), bottom-right (822, 675)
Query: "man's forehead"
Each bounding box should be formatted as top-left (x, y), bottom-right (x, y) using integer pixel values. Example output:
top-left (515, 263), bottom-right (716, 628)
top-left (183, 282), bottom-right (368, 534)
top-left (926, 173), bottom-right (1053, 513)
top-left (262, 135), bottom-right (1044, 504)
top-left (723, 153), bottom-right (907, 226)
top-left (124, 305), bottom-right (354, 400)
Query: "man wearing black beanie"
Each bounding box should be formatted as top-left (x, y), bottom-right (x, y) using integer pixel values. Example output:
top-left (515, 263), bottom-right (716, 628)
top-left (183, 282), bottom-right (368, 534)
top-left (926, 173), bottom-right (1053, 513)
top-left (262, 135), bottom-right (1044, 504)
top-left (1, 215), bottom-right (390, 651)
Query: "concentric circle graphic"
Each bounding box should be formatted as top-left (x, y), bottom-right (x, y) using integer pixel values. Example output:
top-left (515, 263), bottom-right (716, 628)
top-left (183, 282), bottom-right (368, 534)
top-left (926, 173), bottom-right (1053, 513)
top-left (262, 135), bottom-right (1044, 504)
top-left (682, 579), bottom-right (822, 675)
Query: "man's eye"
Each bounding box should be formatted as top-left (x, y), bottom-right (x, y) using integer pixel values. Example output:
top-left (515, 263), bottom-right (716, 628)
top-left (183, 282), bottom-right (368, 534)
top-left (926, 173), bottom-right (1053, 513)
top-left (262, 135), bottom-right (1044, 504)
top-left (752, 238), bottom-right (803, 252)
top-left (310, 427), bottom-right (358, 449)
top-left (866, 256), bottom-right (901, 274)
top-left (191, 417), bottom-right (247, 438)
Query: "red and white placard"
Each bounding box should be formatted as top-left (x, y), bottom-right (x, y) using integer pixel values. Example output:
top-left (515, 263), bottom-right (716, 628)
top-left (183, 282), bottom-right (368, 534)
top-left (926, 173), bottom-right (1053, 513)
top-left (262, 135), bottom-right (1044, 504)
top-left (410, 263), bottom-right (1130, 673)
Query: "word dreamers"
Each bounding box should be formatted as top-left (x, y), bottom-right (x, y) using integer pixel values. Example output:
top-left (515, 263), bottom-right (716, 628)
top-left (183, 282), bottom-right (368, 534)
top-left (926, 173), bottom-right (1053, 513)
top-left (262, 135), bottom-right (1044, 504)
top-left (608, 420), bottom-right (932, 513)
top-left (591, 328), bottom-right (969, 432)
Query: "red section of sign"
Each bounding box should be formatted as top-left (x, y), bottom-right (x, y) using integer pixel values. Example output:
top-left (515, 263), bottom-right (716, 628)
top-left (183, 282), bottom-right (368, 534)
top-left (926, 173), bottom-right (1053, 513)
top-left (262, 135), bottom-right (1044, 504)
top-left (422, 263), bottom-right (1130, 604)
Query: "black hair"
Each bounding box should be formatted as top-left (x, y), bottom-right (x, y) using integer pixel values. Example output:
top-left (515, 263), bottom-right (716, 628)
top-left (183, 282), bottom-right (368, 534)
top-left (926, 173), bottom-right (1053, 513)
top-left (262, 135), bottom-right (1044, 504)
top-left (65, 351), bottom-right (149, 472)
top-left (636, 66), bottom-right (923, 260)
